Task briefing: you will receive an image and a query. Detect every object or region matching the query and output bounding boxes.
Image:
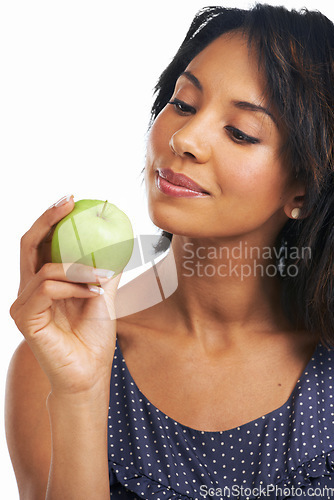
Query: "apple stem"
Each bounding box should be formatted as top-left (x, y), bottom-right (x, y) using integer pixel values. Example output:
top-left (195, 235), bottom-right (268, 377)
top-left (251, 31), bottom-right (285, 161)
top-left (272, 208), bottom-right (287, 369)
top-left (100, 200), bottom-right (108, 218)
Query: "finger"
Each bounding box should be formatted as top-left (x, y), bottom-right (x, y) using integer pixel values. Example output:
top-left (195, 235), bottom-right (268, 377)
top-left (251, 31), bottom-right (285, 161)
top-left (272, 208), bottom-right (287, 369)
top-left (22, 195), bottom-right (75, 252)
top-left (11, 280), bottom-right (103, 337)
top-left (19, 195), bottom-right (75, 288)
top-left (61, 262), bottom-right (115, 285)
top-left (15, 262), bottom-right (114, 311)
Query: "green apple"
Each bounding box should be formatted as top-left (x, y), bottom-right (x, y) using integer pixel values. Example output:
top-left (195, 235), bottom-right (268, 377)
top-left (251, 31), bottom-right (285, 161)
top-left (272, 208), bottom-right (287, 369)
top-left (51, 199), bottom-right (134, 276)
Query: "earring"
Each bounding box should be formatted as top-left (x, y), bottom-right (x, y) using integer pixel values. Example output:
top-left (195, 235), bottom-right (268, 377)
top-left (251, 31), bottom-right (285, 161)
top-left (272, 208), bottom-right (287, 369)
top-left (291, 208), bottom-right (301, 219)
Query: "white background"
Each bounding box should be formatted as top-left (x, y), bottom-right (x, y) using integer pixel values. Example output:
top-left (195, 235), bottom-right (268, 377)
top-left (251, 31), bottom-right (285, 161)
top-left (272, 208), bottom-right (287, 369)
top-left (1, 0), bottom-right (333, 496)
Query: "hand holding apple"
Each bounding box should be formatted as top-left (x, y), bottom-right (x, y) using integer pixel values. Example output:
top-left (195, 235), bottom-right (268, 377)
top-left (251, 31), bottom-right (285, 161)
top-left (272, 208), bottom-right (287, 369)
top-left (11, 194), bottom-right (129, 405)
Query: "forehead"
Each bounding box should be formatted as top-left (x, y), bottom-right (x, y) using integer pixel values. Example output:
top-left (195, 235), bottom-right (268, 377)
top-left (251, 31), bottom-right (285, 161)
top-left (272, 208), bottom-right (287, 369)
top-left (184, 31), bottom-right (266, 98)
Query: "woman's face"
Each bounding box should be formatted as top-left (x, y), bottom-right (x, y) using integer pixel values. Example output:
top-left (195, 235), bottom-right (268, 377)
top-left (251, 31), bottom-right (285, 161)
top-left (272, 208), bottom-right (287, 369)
top-left (145, 31), bottom-right (298, 244)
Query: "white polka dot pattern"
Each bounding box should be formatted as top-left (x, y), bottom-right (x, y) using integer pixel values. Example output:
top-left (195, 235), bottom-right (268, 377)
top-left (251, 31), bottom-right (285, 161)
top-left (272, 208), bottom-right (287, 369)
top-left (108, 340), bottom-right (334, 499)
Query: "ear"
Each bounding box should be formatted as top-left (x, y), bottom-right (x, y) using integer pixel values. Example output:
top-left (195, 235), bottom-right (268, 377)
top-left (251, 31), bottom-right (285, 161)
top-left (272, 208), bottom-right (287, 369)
top-left (283, 184), bottom-right (306, 220)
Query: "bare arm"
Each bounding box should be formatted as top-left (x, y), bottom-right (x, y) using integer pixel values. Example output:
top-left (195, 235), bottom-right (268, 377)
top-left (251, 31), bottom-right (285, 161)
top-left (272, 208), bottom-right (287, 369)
top-left (6, 197), bottom-right (121, 499)
top-left (5, 341), bottom-right (51, 499)
top-left (6, 340), bottom-right (112, 500)
top-left (46, 377), bottom-right (111, 499)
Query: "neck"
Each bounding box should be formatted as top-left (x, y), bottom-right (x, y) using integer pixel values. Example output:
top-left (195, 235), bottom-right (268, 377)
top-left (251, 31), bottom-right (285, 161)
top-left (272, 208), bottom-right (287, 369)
top-left (165, 234), bottom-right (293, 349)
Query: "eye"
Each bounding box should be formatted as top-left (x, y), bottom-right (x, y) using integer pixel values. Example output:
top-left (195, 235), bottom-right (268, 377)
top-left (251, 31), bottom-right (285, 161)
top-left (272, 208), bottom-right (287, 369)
top-left (167, 98), bottom-right (196, 116)
top-left (225, 126), bottom-right (259, 145)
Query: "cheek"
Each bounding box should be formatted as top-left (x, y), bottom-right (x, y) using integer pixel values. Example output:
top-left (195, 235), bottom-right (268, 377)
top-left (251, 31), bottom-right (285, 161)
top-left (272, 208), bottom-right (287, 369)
top-left (146, 110), bottom-right (171, 161)
top-left (217, 148), bottom-right (288, 202)
top-left (144, 112), bottom-right (170, 199)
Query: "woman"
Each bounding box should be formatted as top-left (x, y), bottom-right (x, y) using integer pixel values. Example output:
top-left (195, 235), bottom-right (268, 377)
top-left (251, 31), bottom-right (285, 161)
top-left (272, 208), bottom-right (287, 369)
top-left (6, 4), bottom-right (334, 499)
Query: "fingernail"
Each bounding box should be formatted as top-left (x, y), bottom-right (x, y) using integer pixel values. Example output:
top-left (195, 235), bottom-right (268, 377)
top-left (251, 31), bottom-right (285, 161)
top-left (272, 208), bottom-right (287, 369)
top-left (88, 285), bottom-right (105, 295)
top-left (94, 268), bottom-right (115, 279)
top-left (48, 195), bottom-right (73, 209)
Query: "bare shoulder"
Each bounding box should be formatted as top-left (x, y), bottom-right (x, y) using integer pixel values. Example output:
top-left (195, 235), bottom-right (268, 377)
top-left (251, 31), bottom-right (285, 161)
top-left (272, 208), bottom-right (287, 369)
top-left (5, 340), bottom-right (51, 500)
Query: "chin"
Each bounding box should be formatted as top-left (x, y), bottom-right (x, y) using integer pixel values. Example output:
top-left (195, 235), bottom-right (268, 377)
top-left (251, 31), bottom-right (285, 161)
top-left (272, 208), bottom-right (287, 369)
top-left (146, 184), bottom-right (214, 238)
top-left (148, 203), bottom-right (178, 235)
top-left (147, 205), bottom-right (204, 239)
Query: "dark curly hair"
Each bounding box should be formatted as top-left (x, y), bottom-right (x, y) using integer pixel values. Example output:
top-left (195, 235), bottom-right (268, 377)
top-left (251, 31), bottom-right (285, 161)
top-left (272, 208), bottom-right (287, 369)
top-left (145, 4), bottom-right (334, 347)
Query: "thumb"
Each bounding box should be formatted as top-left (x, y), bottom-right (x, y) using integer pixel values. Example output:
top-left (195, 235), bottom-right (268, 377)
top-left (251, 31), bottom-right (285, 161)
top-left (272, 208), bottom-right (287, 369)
top-left (100, 271), bottom-right (123, 320)
top-left (82, 271), bottom-right (123, 323)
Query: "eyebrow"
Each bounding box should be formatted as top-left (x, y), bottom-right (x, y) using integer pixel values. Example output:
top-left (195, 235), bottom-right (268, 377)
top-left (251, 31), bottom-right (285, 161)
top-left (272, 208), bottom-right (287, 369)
top-left (179, 71), bottom-right (203, 91)
top-left (232, 100), bottom-right (278, 127)
top-left (179, 70), bottom-right (278, 127)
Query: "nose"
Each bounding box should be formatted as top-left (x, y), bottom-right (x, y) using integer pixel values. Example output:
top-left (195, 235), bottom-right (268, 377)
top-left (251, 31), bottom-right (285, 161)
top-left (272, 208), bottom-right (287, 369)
top-left (169, 120), bottom-right (211, 163)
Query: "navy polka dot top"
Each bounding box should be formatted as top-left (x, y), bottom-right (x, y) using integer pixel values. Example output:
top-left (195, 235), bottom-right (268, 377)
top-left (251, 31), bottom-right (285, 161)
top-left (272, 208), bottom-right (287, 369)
top-left (108, 338), bottom-right (334, 499)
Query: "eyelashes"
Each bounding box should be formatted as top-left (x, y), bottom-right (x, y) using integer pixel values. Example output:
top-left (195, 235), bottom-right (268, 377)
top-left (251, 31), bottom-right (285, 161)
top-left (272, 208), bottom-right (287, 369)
top-left (168, 98), bottom-right (195, 115)
top-left (167, 98), bottom-right (260, 145)
top-left (224, 126), bottom-right (260, 145)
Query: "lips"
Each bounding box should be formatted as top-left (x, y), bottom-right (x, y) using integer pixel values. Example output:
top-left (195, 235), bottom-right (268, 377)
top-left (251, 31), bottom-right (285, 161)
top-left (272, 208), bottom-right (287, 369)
top-left (157, 168), bottom-right (209, 194)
